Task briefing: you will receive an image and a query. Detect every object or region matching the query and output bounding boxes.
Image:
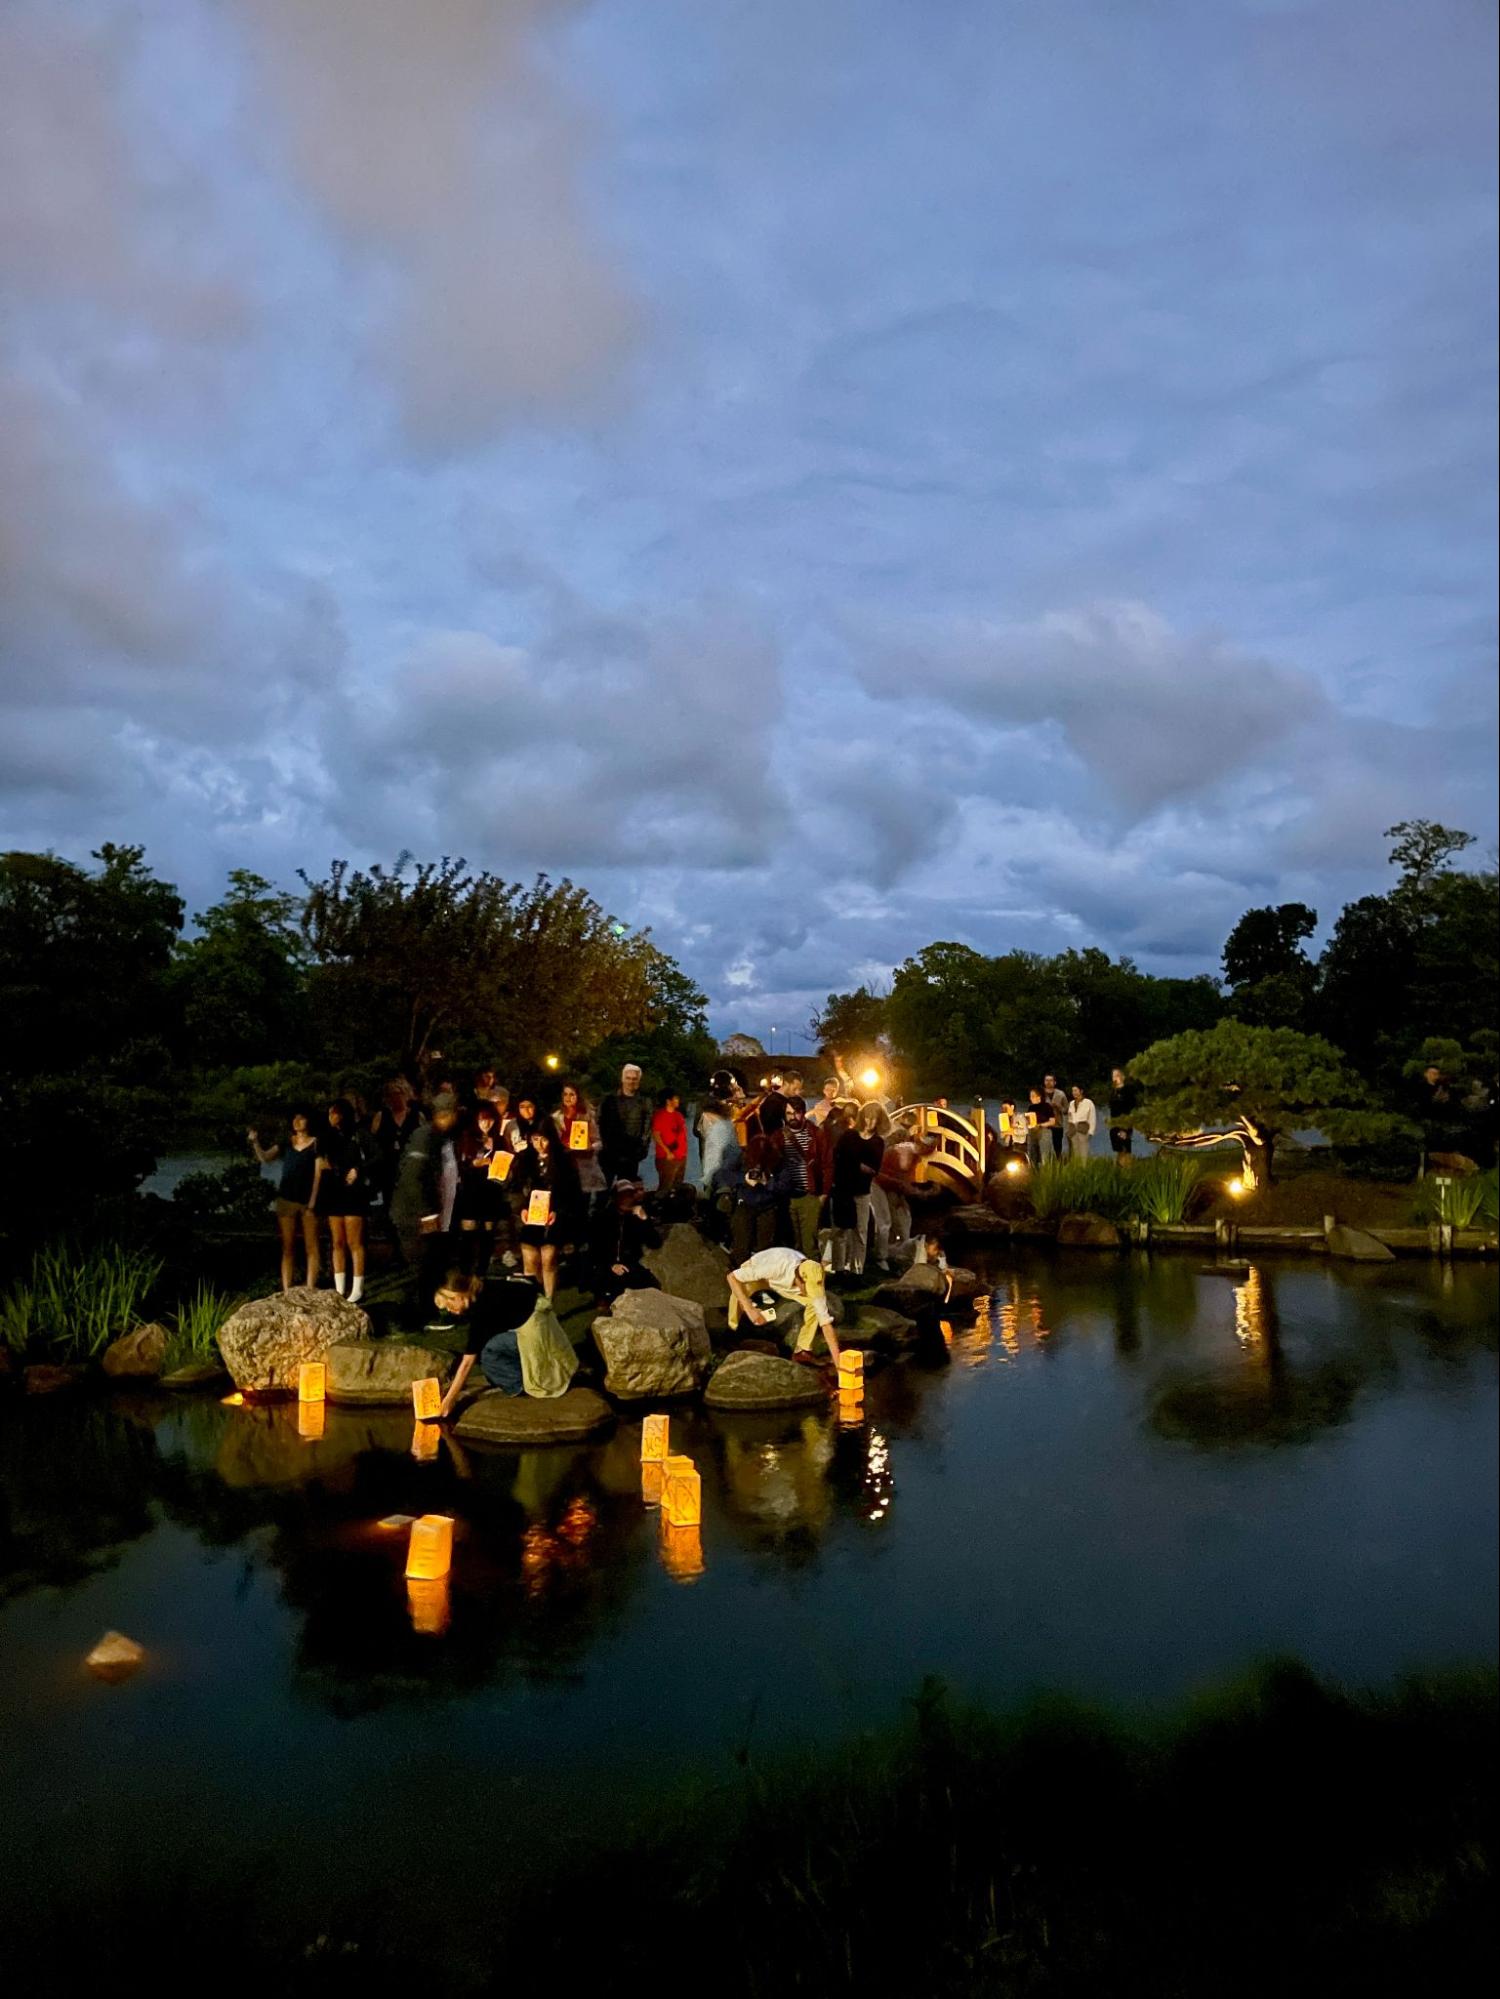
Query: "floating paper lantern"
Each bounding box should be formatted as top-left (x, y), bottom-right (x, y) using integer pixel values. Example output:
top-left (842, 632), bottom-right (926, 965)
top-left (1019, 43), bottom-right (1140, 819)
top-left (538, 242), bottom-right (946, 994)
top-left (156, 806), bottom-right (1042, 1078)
top-left (298, 1400), bottom-right (325, 1441)
top-left (378, 1513), bottom-right (416, 1529)
top-left (298, 1361), bottom-right (326, 1403)
top-left (412, 1377), bottom-right (442, 1421)
top-left (640, 1461), bottom-right (665, 1506)
top-left (410, 1422), bottom-right (441, 1463)
top-left (659, 1519), bottom-right (705, 1581)
top-left (406, 1577), bottom-right (450, 1636)
top-left (837, 1350), bottom-right (865, 1382)
top-left (85, 1631), bottom-right (145, 1682)
top-left (221, 1391), bottom-right (245, 1407)
top-left (662, 1455), bottom-right (701, 1528)
top-left (405, 1513), bottom-right (454, 1580)
top-left (640, 1413), bottom-right (671, 1462)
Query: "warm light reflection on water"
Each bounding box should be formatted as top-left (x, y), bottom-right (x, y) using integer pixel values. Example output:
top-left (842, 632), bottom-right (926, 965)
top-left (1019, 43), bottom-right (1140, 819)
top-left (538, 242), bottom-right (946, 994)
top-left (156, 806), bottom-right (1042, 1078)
top-left (1234, 1266), bottom-right (1272, 1348)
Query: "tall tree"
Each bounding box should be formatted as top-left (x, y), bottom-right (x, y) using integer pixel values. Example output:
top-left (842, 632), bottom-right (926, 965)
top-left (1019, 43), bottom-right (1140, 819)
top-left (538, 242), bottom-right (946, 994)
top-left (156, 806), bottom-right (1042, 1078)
top-left (169, 870), bottom-right (309, 1067)
top-left (810, 986), bottom-right (890, 1062)
top-left (1220, 903), bottom-right (1318, 1030)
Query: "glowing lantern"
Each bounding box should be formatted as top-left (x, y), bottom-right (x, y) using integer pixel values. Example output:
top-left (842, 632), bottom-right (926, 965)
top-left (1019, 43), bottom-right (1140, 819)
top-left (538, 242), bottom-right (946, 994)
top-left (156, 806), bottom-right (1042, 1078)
top-left (640, 1412), bottom-right (671, 1462)
top-left (412, 1377), bottom-right (442, 1421)
top-left (640, 1462), bottom-right (665, 1506)
top-left (662, 1455), bottom-right (701, 1528)
top-left (298, 1400), bottom-right (325, 1441)
top-left (410, 1421), bottom-right (441, 1463)
top-left (837, 1350), bottom-right (865, 1382)
top-left (85, 1631), bottom-right (145, 1682)
top-left (568, 1118), bottom-right (590, 1151)
top-left (221, 1391), bottom-right (245, 1407)
top-left (525, 1188), bottom-right (553, 1228)
top-left (544, 1053), bottom-right (560, 1070)
top-left (660, 1520), bottom-right (705, 1581)
top-left (861, 1066), bottom-right (881, 1091)
top-left (487, 1149), bottom-right (514, 1183)
top-left (405, 1513), bottom-right (454, 1580)
top-left (298, 1361), bottom-right (326, 1403)
top-left (406, 1578), bottom-right (450, 1636)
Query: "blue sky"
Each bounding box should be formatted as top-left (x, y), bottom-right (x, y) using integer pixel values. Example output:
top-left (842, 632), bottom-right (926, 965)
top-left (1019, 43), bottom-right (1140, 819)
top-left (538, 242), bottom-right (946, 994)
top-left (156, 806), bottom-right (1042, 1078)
top-left (1, 0), bottom-right (1494, 1042)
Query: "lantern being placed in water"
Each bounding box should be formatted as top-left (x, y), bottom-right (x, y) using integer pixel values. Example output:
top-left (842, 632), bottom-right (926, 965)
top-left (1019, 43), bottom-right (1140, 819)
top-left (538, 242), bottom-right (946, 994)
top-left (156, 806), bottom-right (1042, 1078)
top-left (412, 1377), bottom-right (442, 1421)
top-left (640, 1413), bottom-right (671, 1463)
top-left (659, 1519), bottom-right (705, 1582)
top-left (406, 1577), bottom-right (450, 1636)
top-left (837, 1350), bottom-right (865, 1383)
top-left (662, 1454), bottom-right (701, 1528)
top-left (405, 1513), bottom-right (454, 1580)
top-left (298, 1400), bottom-right (325, 1441)
top-left (298, 1361), bottom-right (326, 1403)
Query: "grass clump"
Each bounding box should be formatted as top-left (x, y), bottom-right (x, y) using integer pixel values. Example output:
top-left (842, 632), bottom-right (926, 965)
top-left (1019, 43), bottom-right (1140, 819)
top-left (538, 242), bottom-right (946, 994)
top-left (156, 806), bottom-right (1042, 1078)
top-left (164, 1281), bottom-right (243, 1371)
top-left (0, 1240), bottom-right (162, 1361)
top-left (1413, 1169), bottom-right (1498, 1230)
top-left (1026, 1157), bottom-right (1137, 1222)
top-left (1131, 1149), bottom-right (1212, 1223)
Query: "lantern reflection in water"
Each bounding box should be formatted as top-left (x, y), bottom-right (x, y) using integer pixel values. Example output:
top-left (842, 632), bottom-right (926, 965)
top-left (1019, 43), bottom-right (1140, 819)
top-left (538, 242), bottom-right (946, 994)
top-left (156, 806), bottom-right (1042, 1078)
top-left (1233, 1265), bottom-right (1270, 1348)
top-left (863, 1428), bottom-right (893, 1523)
top-left (297, 1399), bottom-right (325, 1441)
top-left (221, 1391), bottom-right (245, 1407)
top-left (837, 1386), bottom-right (865, 1429)
top-left (662, 1455), bottom-right (702, 1528)
top-left (640, 1413), bottom-right (671, 1463)
top-left (412, 1377), bottom-right (442, 1421)
top-left (297, 1361), bottom-right (326, 1403)
top-left (406, 1577), bottom-right (450, 1636)
top-left (410, 1421), bottom-right (441, 1463)
top-left (660, 1517), bottom-right (705, 1581)
top-left (405, 1514), bottom-right (453, 1580)
top-left (519, 1497), bottom-right (598, 1597)
top-left (640, 1461), bottom-right (665, 1506)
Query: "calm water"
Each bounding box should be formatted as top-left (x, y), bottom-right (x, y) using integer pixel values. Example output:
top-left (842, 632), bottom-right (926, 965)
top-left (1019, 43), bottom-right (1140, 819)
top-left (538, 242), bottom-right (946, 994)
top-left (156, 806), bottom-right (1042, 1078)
top-left (2, 1253), bottom-right (1495, 1942)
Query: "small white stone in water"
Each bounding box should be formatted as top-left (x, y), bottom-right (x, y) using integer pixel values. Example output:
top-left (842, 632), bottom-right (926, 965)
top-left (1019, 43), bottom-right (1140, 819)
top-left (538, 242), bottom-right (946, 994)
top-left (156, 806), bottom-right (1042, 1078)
top-left (85, 1631), bottom-right (145, 1681)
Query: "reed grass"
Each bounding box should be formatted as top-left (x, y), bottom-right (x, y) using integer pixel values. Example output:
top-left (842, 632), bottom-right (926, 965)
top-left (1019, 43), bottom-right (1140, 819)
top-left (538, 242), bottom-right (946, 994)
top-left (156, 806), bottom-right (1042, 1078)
top-left (0, 1240), bottom-right (162, 1361)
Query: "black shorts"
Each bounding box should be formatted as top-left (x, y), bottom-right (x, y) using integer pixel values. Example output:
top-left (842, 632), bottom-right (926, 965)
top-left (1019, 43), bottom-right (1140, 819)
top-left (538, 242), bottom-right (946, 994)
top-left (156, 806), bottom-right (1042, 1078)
top-left (1108, 1127), bottom-right (1133, 1156)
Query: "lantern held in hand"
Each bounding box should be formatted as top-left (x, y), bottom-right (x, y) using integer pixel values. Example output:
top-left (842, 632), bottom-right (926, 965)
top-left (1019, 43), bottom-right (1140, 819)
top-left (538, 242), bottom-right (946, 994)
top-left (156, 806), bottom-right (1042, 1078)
top-left (662, 1455), bottom-right (701, 1528)
top-left (405, 1513), bottom-right (454, 1580)
top-left (640, 1413), bottom-right (671, 1462)
top-left (412, 1377), bottom-right (442, 1421)
top-left (298, 1361), bottom-right (326, 1403)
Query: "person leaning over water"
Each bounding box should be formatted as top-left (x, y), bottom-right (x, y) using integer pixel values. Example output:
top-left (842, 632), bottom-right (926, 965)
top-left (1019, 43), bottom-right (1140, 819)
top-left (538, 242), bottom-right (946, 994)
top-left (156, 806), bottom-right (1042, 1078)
top-left (435, 1268), bottom-right (578, 1416)
top-left (726, 1245), bottom-right (844, 1371)
top-left (248, 1108), bottom-right (321, 1292)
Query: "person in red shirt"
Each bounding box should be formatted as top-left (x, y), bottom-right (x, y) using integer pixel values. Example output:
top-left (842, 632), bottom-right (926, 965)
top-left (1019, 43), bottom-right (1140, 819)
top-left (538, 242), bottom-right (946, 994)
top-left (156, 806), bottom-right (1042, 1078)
top-left (651, 1089), bottom-right (690, 1195)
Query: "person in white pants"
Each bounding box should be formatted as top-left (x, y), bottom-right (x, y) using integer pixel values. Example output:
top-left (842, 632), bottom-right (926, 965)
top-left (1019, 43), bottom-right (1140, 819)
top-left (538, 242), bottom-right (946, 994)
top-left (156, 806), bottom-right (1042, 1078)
top-left (1066, 1085), bottom-right (1097, 1161)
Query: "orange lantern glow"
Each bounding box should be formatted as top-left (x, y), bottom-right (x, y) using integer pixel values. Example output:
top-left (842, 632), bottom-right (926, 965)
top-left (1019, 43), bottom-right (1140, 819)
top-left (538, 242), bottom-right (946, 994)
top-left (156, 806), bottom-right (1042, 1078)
top-left (405, 1513), bottom-right (454, 1580)
top-left (298, 1400), bottom-right (325, 1441)
top-left (640, 1461), bottom-right (665, 1506)
top-left (837, 1350), bottom-right (865, 1382)
top-left (297, 1360), bottom-right (326, 1403)
top-left (221, 1391), bottom-right (245, 1407)
top-left (85, 1631), bottom-right (145, 1682)
top-left (406, 1577), bottom-right (450, 1636)
top-left (659, 1519), bottom-right (705, 1581)
top-left (524, 1188), bottom-right (553, 1228)
top-left (939, 1319), bottom-right (955, 1344)
top-left (640, 1413), bottom-right (671, 1462)
top-left (662, 1454), bottom-right (701, 1528)
top-left (837, 1391), bottom-right (865, 1429)
top-left (410, 1421), bottom-right (441, 1463)
top-left (412, 1377), bottom-right (442, 1421)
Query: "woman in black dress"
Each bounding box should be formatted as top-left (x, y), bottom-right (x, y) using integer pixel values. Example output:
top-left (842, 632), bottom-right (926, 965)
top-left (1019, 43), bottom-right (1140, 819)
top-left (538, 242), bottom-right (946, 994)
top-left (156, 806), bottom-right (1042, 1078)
top-left (313, 1097), bottom-right (371, 1304)
top-left (454, 1098), bottom-right (510, 1277)
top-left (513, 1121), bottom-right (581, 1301)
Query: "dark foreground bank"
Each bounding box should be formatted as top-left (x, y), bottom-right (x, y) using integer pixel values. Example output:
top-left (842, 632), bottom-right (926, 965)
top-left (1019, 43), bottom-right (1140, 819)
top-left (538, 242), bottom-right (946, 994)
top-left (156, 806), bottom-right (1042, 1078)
top-left (6, 1661), bottom-right (1494, 1996)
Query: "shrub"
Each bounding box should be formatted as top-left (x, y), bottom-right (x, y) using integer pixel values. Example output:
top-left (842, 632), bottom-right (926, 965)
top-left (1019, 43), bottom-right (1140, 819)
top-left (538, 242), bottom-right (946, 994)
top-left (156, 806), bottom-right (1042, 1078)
top-left (172, 1160), bottom-right (274, 1230)
top-left (1132, 1152), bottom-right (1212, 1224)
top-left (166, 1282), bottom-right (243, 1370)
top-left (0, 1240), bottom-right (163, 1362)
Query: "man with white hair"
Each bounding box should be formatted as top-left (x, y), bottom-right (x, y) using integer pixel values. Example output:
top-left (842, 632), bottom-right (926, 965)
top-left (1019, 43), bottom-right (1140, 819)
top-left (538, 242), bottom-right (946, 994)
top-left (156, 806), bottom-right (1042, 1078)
top-left (600, 1062), bottom-right (653, 1185)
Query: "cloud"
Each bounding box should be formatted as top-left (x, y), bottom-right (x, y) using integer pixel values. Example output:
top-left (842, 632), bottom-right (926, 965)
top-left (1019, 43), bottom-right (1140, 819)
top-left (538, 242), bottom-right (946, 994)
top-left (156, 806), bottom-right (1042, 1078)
top-left (237, 0), bottom-right (638, 447)
top-left (853, 603), bottom-right (1329, 814)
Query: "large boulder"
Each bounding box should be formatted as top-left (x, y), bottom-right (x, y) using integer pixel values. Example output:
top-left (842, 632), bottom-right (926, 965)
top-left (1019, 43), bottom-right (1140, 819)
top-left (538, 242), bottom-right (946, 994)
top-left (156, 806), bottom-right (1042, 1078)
top-left (453, 1386), bottom-right (614, 1447)
top-left (101, 1322), bottom-right (169, 1380)
top-left (641, 1224), bottom-right (732, 1312)
top-left (1057, 1213), bottom-right (1123, 1248)
top-left (949, 1204), bottom-right (1011, 1237)
top-left (839, 1305), bottom-right (918, 1346)
top-left (217, 1287), bottom-right (371, 1393)
top-left (325, 1338), bottom-right (455, 1405)
top-left (704, 1350), bottom-right (828, 1411)
top-left (1325, 1224), bottom-right (1395, 1263)
top-left (594, 1290), bottom-right (710, 1399)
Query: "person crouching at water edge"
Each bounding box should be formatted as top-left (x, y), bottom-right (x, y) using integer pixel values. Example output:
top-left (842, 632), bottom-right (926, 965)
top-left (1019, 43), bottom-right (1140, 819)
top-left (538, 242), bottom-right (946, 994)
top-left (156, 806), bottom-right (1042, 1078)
top-left (435, 1270), bottom-right (578, 1418)
top-left (726, 1248), bottom-right (843, 1373)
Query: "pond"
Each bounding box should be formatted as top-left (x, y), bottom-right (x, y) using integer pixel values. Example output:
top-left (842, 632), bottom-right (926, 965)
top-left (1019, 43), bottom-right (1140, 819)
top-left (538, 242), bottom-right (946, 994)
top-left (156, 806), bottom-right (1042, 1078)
top-left (2, 1252), bottom-right (1494, 1956)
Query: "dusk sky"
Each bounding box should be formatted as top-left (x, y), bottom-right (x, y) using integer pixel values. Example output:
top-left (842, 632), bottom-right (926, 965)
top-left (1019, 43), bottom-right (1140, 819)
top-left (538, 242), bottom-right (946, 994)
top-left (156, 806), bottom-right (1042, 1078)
top-left (2, 0), bottom-right (1495, 1042)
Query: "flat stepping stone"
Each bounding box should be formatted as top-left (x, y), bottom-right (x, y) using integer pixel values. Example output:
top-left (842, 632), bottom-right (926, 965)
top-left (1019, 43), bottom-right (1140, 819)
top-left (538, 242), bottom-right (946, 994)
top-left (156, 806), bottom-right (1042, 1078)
top-left (161, 1360), bottom-right (230, 1390)
top-left (1325, 1224), bottom-right (1395, 1263)
top-left (704, 1350), bottom-right (828, 1410)
top-left (839, 1306), bottom-right (917, 1345)
top-left (452, 1386), bottom-right (614, 1447)
top-left (325, 1338), bottom-right (455, 1405)
top-left (948, 1204), bottom-right (1010, 1235)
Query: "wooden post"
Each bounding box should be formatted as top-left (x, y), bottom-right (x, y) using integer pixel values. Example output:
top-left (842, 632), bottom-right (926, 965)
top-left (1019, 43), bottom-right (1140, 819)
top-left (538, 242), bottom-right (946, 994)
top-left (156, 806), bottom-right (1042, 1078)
top-left (971, 1099), bottom-right (987, 1199)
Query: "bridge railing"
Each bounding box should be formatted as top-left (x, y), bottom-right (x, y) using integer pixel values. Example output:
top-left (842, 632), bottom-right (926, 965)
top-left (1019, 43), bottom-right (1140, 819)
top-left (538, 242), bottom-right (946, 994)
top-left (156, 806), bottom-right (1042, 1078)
top-left (892, 1102), bottom-right (987, 1200)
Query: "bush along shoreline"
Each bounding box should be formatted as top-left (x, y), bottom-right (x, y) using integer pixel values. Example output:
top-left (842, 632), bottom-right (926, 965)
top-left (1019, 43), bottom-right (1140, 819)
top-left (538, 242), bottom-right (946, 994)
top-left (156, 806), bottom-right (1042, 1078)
top-left (10, 1662), bottom-right (1494, 1996)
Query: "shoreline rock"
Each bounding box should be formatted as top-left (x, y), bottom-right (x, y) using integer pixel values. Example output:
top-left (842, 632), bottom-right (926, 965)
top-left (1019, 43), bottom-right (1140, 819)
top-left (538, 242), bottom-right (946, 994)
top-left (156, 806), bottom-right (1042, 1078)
top-left (218, 1288), bottom-right (372, 1393)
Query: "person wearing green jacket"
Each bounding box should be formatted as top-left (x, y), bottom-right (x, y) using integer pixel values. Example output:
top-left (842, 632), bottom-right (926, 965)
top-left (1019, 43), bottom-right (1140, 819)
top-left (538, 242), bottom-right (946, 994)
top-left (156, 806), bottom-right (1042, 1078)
top-left (435, 1270), bottom-right (578, 1417)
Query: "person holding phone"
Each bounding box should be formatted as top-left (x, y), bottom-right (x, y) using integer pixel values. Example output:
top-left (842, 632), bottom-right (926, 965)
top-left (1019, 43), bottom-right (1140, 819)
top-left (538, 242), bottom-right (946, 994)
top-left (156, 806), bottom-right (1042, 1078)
top-left (248, 1108), bottom-right (321, 1292)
